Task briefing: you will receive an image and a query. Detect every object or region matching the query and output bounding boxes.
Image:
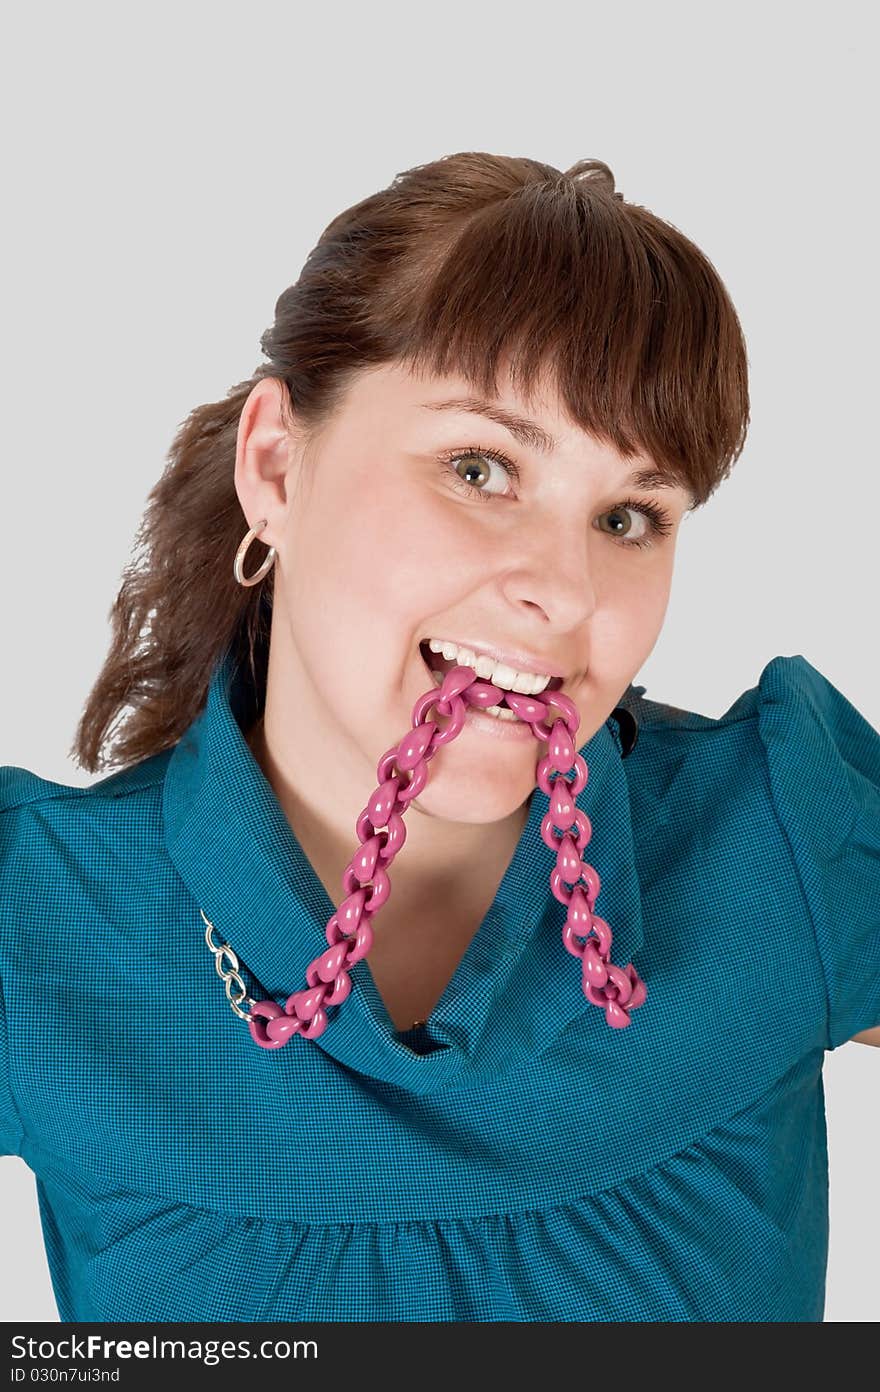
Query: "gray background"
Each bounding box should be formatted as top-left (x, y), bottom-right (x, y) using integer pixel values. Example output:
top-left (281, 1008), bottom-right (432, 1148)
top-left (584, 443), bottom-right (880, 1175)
top-left (1, 0), bottom-right (877, 1322)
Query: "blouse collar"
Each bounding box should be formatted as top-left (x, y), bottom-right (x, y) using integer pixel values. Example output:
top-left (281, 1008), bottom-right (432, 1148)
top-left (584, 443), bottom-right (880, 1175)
top-left (162, 644), bottom-right (645, 1094)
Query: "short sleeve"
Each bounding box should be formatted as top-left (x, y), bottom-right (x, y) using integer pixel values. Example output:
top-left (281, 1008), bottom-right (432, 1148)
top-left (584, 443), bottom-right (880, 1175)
top-left (757, 655), bottom-right (880, 1050)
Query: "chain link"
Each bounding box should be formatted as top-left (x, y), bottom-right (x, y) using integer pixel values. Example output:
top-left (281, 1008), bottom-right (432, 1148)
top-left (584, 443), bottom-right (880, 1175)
top-left (199, 665), bottom-right (645, 1047)
top-left (200, 908), bottom-right (260, 1023)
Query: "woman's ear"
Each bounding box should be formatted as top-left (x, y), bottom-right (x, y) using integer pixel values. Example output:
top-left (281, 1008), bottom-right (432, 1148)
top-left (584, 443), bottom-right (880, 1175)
top-left (234, 377), bottom-right (299, 546)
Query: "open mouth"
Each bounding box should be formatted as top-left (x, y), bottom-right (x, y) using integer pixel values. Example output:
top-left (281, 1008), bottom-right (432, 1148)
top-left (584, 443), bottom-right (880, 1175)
top-left (418, 641), bottom-right (564, 696)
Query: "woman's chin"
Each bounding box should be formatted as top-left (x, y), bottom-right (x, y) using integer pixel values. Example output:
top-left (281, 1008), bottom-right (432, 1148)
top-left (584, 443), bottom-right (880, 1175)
top-left (408, 785), bottom-right (531, 825)
top-left (407, 738), bottom-right (541, 824)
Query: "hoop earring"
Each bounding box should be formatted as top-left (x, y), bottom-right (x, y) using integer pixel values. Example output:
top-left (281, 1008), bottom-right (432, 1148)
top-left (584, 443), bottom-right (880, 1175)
top-left (233, 518), bottom-right (276, 587)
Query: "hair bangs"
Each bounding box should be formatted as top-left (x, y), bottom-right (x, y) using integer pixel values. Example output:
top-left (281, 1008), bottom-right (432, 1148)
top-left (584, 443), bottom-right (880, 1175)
top-left (397, 177), bottom-right (748, 508)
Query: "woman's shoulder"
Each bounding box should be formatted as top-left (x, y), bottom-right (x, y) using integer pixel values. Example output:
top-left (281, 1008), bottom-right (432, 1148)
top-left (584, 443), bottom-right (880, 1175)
top-left (0, 751), bottom-right (172, 816)
top-left (628, 653), bottom-right (880, 1050)
top-left (631, 652), bottom-right (877, 807)
top-left (625, 653), bottom-right (878, 802)
top-left (750, 653), bottom-right (879, 829)
top-left (751, 655), bottom-right (879, 1048)
top-left (624, 652), bottom-right (862, 737)
top-left (627, 651), bottom-right (878, 881)
top-left (0, 752), bottom-right (174, 894)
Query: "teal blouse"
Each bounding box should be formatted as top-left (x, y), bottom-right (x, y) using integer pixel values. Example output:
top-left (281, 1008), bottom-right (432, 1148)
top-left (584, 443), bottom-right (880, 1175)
top-left (1, 647), bottom-right (878, 1322)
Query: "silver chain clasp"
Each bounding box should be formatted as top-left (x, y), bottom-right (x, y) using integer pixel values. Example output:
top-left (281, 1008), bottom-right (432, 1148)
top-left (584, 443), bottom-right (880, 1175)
top-left (200, 908), bottom-right (261, 1023)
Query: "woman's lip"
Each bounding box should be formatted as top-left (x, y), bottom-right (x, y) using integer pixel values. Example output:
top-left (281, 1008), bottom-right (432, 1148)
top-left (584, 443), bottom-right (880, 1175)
top-left (419, 637), bottom-right (566, 681)
top-left (419, 640), bottom-right (565, 691)
top-left (417, 644), bottom-right (567, 708)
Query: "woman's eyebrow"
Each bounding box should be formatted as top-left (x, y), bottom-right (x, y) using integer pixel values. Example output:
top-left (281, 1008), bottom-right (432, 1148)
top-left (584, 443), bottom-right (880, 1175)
top-left (420, 396), bottom-right (558, 453)
top-left (418, 396), bottom-right (689, 496)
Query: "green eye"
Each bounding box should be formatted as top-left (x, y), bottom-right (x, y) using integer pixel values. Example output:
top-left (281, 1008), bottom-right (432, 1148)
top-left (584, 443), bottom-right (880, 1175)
top-left (436, 446), bottom-right (675, 550)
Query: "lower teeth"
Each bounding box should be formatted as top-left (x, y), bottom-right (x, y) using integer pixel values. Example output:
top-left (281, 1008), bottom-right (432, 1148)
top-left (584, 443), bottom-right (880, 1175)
top-left (429, 667), bottom-right (522, 721)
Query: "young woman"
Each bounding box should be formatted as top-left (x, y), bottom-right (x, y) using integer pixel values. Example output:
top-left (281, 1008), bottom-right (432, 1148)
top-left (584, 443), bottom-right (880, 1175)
top-left (1, 152), bottom-right (877, 1323)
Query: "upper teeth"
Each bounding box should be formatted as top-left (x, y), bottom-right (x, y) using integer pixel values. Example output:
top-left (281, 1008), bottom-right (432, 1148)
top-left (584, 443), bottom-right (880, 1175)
top-left (426, 638), bottom-right (554, 695)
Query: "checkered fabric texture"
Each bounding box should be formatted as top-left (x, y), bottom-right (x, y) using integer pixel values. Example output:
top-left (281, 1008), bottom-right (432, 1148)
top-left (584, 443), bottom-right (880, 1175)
top-left (1, 647), bottom-right (877, 1322)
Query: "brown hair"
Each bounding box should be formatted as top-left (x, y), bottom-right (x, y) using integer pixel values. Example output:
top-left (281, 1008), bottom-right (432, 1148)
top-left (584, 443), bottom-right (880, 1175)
top-left (71, 151), bottom-right (750, 775)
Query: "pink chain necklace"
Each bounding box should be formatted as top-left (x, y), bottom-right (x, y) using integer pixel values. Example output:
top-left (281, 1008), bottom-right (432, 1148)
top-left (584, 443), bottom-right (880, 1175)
top-left (201, 660), bottom-right (647, 1049)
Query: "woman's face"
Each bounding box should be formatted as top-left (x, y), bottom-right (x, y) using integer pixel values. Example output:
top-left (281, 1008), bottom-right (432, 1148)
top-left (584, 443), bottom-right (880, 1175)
top-left (236, 358), bottom-right (693, 828)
